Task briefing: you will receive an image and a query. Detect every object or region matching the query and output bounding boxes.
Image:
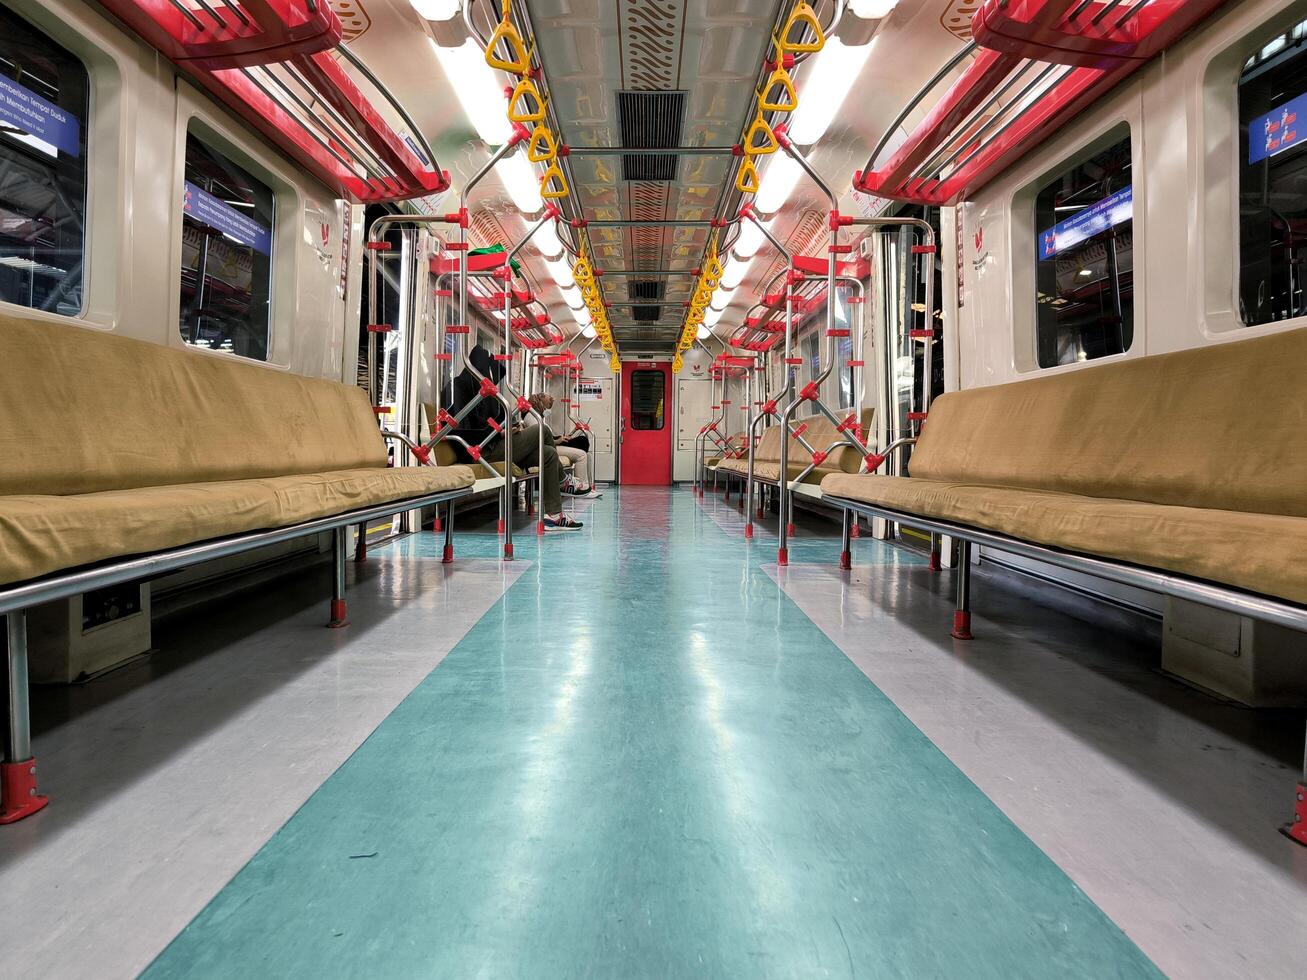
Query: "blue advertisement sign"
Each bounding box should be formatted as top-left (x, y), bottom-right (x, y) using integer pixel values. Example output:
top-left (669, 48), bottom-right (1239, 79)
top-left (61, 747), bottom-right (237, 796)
top-left (1249, 92), bottom-right (1307, 163)
top-left (183, 181), bottom-right (272, 256)
top-left (0, 75), bottom-right (80, 157)
top-left (1038, 185), bottom-right (1132, 261)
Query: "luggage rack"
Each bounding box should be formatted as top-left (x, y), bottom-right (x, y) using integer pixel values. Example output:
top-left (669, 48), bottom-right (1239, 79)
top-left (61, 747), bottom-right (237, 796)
top-left (853, 0), bottom-right (1232, 205)
top-left (94, 0), bottom-right (449, 202)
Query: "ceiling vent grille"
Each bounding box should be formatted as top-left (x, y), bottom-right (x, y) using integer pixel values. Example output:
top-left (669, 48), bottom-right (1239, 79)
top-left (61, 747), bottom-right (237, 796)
top-left (633, 305), bottom-right (662, 322)
top-left (617, 90), bottom-right (685, 182)
top-left (628, 279), bottom-right (665, 301)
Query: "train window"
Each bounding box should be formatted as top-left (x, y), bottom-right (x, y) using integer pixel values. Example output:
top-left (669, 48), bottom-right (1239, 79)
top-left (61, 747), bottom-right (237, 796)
top-left (1033, 130), bottom-right (1133, 367)
top-left (1238, 22), bottom-right (1307, 326)
top-left (629, 369), bottom-right (665, 430)
top-left (0, 7), bottom-right (89, 316)
top-left (179, 132), bottom-right (274, 359)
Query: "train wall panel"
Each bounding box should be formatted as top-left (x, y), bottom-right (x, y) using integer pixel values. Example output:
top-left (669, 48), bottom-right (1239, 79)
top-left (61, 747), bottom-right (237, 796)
top-left (954, 0), bottom-right (1307, 388)
top-left (8, 0), bottom-right (355, 384)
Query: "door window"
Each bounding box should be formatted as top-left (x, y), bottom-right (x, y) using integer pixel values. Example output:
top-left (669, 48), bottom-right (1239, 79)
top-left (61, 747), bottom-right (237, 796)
top-left (629, 369), bottom-right (665, 430)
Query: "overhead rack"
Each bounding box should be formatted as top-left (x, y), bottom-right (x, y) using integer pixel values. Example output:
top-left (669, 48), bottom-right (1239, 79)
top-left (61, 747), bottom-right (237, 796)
top-left (95, 0), bottom-right (449, 202)
top-left (854, 0), bottom-right (1233, 205)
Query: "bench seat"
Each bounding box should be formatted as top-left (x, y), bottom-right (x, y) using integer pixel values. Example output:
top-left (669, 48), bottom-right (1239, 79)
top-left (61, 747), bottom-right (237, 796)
top-left (716, 408), bottom-right (873, 485)
top-left (0, 317), bottom-right (478, 589)
top-left (821, 474), bottom-right (1307, 605)
top-left (0, 466), bottom-right (473, 588)
top-left (820, 324), bottom-right (1307, 609)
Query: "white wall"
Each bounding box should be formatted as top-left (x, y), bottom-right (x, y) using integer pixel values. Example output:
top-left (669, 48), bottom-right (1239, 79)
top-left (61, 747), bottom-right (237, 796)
top-left (953, 0), bottom-right (1307, 388)
top-left (10, 0), bottom-right (355, 382)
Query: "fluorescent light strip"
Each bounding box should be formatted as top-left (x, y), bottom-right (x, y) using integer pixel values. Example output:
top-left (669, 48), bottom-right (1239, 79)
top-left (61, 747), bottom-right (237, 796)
top-left (788, 37), bottom-right (876, 145)
top-left (429, 39), bottom-right (513, 145)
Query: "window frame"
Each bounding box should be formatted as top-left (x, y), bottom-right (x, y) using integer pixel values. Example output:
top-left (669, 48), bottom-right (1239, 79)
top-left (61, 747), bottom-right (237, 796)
top-left (1213, 3), bottom-right (1307, 334)
top-left (1010, 117), bottom-right (1141, 375)
top-left (0, 2), bottom-right (93, 321)
top-left (170, 82), bottom-right (305, 369)
top-left (1030, 124), bottom-right (1135, 369)
top-left (177, 125), bottom-right (277, 361)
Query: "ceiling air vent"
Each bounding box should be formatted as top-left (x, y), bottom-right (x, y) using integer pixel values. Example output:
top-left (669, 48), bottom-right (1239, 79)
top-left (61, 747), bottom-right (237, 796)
top-left (633, 305), bottom-right (662, 322)
top-left (617, 90), bottom-right (685, 182)
top-left (628, 279), bottom-right (665, 301)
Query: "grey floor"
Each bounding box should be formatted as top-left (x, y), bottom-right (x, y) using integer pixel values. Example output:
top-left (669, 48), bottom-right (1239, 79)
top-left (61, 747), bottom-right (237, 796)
top-left (0, 551), bottom-right (524, 979)
top-left (697, 490), bottom-right (1307, 979)
top-left (3, 493), bottom-right (1306, 979)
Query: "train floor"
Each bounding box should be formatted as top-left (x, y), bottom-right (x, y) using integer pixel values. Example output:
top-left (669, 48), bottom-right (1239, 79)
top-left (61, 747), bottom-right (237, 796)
top-left (2, 487), bottom-right (1305, 978)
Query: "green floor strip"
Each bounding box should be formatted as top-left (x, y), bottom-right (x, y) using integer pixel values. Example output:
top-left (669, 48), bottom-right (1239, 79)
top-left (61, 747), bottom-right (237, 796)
top-left (143, 488), bottom-right (1160, 979)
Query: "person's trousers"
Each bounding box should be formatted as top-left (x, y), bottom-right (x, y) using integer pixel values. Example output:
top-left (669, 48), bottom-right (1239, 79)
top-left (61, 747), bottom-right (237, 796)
top-left (488, 424), bottom-right (563, 514)
top-left (556, 445), bottom-right (589, 485)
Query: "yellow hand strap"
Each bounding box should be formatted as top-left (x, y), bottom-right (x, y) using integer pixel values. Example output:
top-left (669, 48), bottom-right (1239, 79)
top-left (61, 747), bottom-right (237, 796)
top-left (759, 67), bottom-right (798, 113)
top-left (508, 78), bottom-right (547, 123)
top-left (735, 157), bottom-right (760, 194)
top-left (486, 18), bottom-right (530, 76)
top-left (778, 1), bottom-right (825, 54)
top-left (527, 124), bottom-right (557, 162)
top-left (744, 113), bottom-right (778, 156)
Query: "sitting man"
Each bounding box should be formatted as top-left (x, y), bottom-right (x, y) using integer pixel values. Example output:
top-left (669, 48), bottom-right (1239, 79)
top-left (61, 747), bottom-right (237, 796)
top-left (527, 393), bottom-right (602, 499)
top-left (447, 345), bottom-right (582, 531)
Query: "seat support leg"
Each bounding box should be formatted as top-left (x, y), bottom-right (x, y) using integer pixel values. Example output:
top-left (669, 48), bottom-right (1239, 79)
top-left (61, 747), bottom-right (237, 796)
top-left (353, 521), bottom-right (368, 563)
top-left (839, 508), bottom-right (852, 570)
top-left (951, 540), bottom-right (973, 640)
top-left (928, 532), bottom-right (941, 572)
top-left (1289, 724), bottom-right (1307, 846)
top-left (1, 611), bottom-right (48, 824)
top-left (327, 526), bottom-right (349, 628)
top-left (443, 501), bottom-right (456, 564)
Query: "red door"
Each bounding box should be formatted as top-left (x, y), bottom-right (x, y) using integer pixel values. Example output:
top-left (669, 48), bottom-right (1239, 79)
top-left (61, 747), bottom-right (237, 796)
top-left (619, 362), bottom-right (672, 485)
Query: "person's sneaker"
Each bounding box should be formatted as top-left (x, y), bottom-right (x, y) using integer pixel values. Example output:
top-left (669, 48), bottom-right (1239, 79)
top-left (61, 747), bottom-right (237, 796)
top-left (562, 483), bottom-right (590, 496)
top-left (582, 488), bottom-right (604, 499)
top-left (543, 514), bottom-right (584, 531)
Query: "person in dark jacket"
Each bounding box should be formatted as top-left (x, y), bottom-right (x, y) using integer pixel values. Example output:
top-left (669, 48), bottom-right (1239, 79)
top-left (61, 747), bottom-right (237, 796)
top-left (446, 344), bottom-right (581, 530)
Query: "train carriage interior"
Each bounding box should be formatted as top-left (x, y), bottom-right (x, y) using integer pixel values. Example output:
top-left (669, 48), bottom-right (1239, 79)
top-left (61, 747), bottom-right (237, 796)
top-left (2, 0), bottom-right (1307, 976)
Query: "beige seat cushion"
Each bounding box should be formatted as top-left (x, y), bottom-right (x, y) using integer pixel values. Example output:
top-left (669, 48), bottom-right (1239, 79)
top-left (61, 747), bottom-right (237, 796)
top-left (0, 319), bottom-right (475, 586)
top-left (0, 317), bottom-right (388, 494)
top-left (716, 458), bottom-right (841, 485)
top-left (909, 328), bottom-right (1307, 518)
top-left (0, 466), bottom-right (475, 586)
top-left (820, 473), bottom-right (1307, 604)
top-left (738, 408), bottom-right (872, 474)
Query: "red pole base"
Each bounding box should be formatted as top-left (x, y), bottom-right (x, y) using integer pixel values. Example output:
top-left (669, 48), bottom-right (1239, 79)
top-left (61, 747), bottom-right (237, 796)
top-left (526, 502), bottom-right (535, 516)
top-left (536, 520), bottom-right (546, 536)
top-left (432, 517), bottom-right (443, 532)
top-left (786, 522), bottom-right (796, 536)
top-left (0, 759), bottom-right (49, 824)
top-left (442, 544), bottom-right (454, 564)
top-left (777, 547), bottom-right (789, 566)
top-left (327, 599), bottom-right (349, 629)
top-left (850, 521), bottom-right (860, 539)
top-left (951, 611), bottom-right (973, 641)
top-left (497, 518), bottom-right (505, 534)
top-left (928, 550), bottom-right (942, 572)
top-left (1290, 784), bottom-right (1307, 846)
top-left (504, 541), bottom-right (514, 559)
top-left (756, 507), bottom-right (765, 519)
top-left (354, 537), bottom-right (368, 564)
top-left (839, 550), bottom-right (851, 570)
top-left (744, 523), bottom-right (754, 539)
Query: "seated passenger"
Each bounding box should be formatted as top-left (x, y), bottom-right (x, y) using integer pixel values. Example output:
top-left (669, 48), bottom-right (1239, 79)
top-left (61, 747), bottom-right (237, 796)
top-left (447, 345), bottom-right (582, 531)
top-left (527, 393), bottom-right (602, 499)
